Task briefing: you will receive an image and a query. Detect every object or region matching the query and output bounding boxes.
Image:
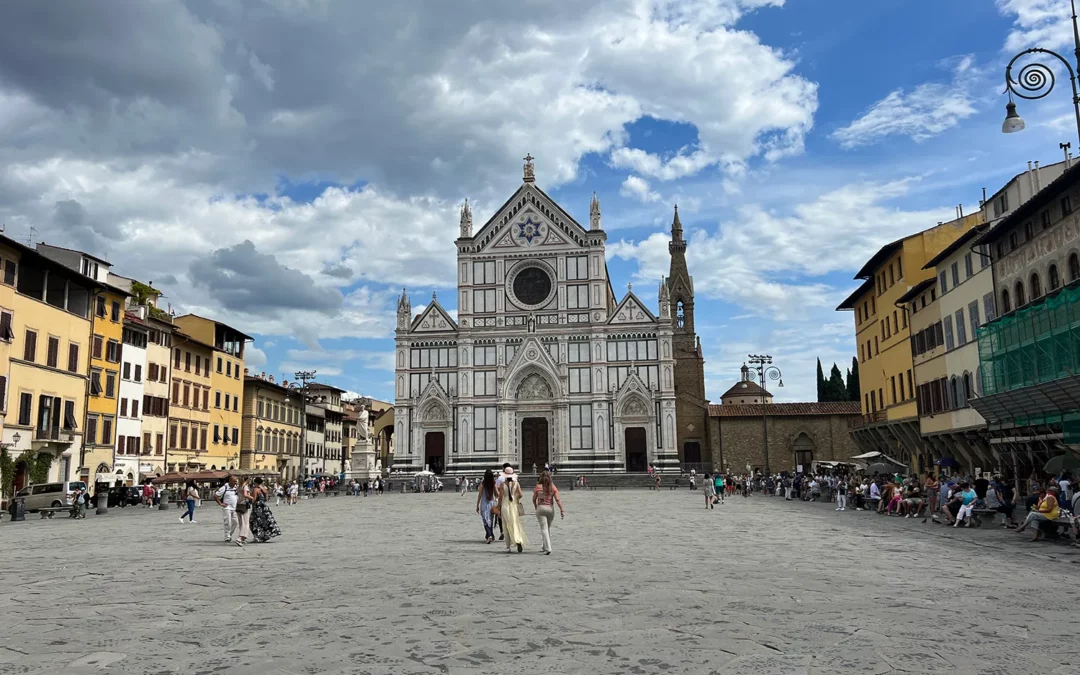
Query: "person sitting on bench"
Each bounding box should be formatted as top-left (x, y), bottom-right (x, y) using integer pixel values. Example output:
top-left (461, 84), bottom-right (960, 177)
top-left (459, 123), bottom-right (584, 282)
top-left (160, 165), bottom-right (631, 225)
top-left (1016, 486), bottom-right (1060, 542)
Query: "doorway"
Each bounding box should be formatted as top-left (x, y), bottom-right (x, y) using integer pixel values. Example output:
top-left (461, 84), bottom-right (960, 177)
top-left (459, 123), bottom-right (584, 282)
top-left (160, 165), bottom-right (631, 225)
top-left (625, 427), bottom-right (648, 472)
top-left (683, 441), bottom-right (702, 465)
top-left (425, 432), bottom-right (445, 474)
top-left (521, 417), bottom-right (549, 473)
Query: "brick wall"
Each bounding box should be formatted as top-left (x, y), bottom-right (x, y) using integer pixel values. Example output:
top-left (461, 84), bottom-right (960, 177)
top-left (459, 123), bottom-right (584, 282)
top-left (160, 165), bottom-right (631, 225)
top-left (708, 413), bottom-right (861, 474)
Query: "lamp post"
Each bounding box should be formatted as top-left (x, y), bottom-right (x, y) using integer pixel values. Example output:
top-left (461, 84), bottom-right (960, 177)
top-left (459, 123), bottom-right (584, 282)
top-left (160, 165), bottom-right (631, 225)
top-left (747, 354), bottom-right (783, 475)
top-left (1001, 0), bottom-right (1080, 145)
top-left (286, 370), bottom-right (316, 484)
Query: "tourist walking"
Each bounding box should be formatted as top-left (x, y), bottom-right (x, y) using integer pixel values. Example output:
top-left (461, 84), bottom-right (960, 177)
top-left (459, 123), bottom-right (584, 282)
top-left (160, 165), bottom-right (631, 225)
top-left (532, 470), bottom-right (564, 554)
top-left (215, 476), bottom-right (240, 544)
top-left (234, 478), bottom-right (253, 547)
top-left (476, 469), bottom-right (498, 543)
top-left (179, 481), bottom-right (200, 523)
top-left (248, 477), bottom-right (282, 542)
top-left (497, 466), bottom-right (528, 553)
top-left (703, 472), bottom-right (715, 509)
top-left (835, 475), bottom-right (848, 511)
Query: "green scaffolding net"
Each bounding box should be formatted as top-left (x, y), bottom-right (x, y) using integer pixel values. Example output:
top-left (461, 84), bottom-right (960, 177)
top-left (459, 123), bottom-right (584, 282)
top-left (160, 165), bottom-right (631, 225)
top-left (977, 283), bottom-right (1080, 428)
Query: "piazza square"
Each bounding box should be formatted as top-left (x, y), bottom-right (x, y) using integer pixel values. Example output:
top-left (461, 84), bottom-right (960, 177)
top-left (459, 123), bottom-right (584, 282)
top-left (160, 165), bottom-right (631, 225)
top-left (3, 490), bottom-right (1079, 675)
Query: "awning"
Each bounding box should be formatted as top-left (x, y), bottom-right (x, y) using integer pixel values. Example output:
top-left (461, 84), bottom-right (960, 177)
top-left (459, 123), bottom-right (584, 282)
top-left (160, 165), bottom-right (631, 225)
top-left (849, 451), bottom-right (905, 466)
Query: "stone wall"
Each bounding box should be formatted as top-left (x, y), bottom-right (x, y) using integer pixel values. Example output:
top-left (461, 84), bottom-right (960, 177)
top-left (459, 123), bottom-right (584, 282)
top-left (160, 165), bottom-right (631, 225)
top-left (708, 413), bottom-right (861, 474)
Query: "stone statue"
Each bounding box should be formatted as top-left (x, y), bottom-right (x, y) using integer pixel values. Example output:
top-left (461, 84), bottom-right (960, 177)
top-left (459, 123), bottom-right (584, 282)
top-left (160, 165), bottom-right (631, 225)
top-left (523, 153), bottom-right (535, 183)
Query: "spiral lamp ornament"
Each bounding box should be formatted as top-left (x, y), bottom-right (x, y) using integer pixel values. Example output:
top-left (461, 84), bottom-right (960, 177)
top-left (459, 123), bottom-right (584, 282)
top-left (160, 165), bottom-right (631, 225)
top-left (1000, 0), bottom-right (1080, 144)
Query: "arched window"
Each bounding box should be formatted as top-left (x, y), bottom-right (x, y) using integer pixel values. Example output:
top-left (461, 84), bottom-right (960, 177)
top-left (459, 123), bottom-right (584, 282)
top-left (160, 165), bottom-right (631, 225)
top-left (948, 375), bottom-right (958, 410)
top-left (1071, 253), bottom-right (1080, 282)
top-left (1001, 288), bottom-right (1011, 313)
top-left (1030, 272), bottom-right (1042, 299)
top-left (961, 372), bottom-right (972, 407)
top-left (676, 301), bottom-right (685, 328)
top-left (1049, 264), bottom-right (1061, 291)
top-left (976, 365), bottom-right (984, 395)
top-left (1015, 280), bottom-right (1026, 307)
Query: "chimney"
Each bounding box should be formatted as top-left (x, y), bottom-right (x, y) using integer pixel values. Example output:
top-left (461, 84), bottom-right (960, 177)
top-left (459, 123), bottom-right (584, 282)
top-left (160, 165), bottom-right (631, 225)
top-left (244, 367), bottom-right (250, 376)
top-left (268, 374), bottom-right (275, 384)
top-left (1034, 161), bottom-right (1042, 191)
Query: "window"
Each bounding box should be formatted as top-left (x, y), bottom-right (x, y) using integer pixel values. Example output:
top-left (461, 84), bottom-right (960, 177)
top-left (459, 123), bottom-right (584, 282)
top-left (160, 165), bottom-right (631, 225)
top-left (1001, 288), bottom-right (1012, 313)
top-left (214, 425), bottom-right (221, 443)
top-left (1071, 254), bottom-right (1080, 283)
top-left (194, 355), bottom-right (201, 375)
top-left (1030, 273), bottom-right (1042, 300)
top-left (46, 336), bottom-right (58, 368)
top-left (202, 389), bottom-right (209, 410)
top-left (939, 271), bottom-right (947, 295)
top-left (131, 399), bottom-right (139, 418)
top-left (874, 336), bottom-right (879, 355)
top-left (110, 300), bottom-right (120, 322)
top-left (23, 329), bottom-right (36, 362)
top-left (68, 344), bottom-right (79, 373)
top-left (473, 345), bottom-right (497, 366)
top-left (1025, 221), bottom-right (1035, 242)
top-left (90, 370), bottom-right (103, 396)
top-left (1050, 264), bottom-right (1061, 291)
top-left (955, 309), bottom-right (966, 346)
top-left (258, 400), bottom-right (264, 417)
top-left (568, 367), bottom-right (591, 394)
top-left (118, 435), bottom-right (126, 455)
top-left (567, 341), bottom-right (590, 363)
top-left (233, 397), bottom-right (239, 413)
top-left (120, 398), bottom-right (128, 417)
top-left (105, 340), bottom-right (120, 363)
top-left (216, 356), bottom-right (222, 373)
top-left (980, 245), bottom-right (991, 268)
top-left (907, 370), bottom-right (913, 398)
top-left (569, 404), bottom-right (592, 450)
top-left (964, 254), bottom-right (973, 279)
top-left (232, 428), bottom-right (239, 445)
top-left (3, 260), bottom-right (14, 285)
top-left (86, 415), bottom-right (98, 445)
top-left (226, 360), bottom-right (232, 377)
top-left (606, 339), bottom-right (658, 362)
top-left (17, 392), bottom-right (31, 426)
top-left (1009, 232), bottom-right (1018, 251)
top-left (473, 371), bottom-right (496, 396)
top-left (180, 426), bottom-right (188, 449)
top-left (566, 256), bottom-right (588, 280)
top-left (951, 262), bottom-right (959, 287)
top-left (215, 391), bottom-right (221, 408)
top-left (1042, 210), bottom-right (1052, 230)
top-left (134, 364), bottom-right (141, 382)
top-left (473, 407), bottom-right (496, 452)
top-left (224, 393), bottom-right (231, 410)
top-left (901, 308), bottom-right (907, 329)
top-left (105, 371), bottom-right (116, 397)
top-left (473, 261), bottom-right (496, 284)
top-left (149, 363), bottom-right (158, 381)
top-left (896, 258), bottom-right (902, 279)
top-left (0, 311), bottom-right (11, 342)
top-left (199, 428), bottom-right (207, 450)
top-left (122, 362), bottom-right (131, 380)
top-left (969, 300), bottom-right (981, 338)
top-left (473, 289), bottom-right (496, 313)
top-left (985, 292), bottom-right (997, 322)
top-left (95, 296), bottom-right (106, 318)
top-left (944, 315), bottom-right (954, 350)
top-left (891, 376), bottom-right (897, 404)
top-left (1015, 280), bottom-right (1026, 307)
top-left (566, 284), bottom-right (589, 309)
top-left (101, 416), bottom-right (113, 445)
top-left (998, 192), bottom-right (1009, 215)
top-left (1062, 195), bottom-right (1073, 216)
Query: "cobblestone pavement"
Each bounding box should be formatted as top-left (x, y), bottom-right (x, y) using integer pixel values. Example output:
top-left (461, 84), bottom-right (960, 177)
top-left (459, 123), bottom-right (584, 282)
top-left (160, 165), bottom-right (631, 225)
top-left (2, 490), bottom-right (1080, 675)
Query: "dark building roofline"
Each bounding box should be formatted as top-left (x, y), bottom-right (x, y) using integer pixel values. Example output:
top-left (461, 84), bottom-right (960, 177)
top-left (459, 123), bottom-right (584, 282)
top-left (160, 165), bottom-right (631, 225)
top-left (709, 402), bottom-right (861, 417)
top-left (896, 278), bottom-right (935, 305)
top-left (975, 161), bottom-right (1080, 247)
top-left (836, 278), bottom-right (875, 311)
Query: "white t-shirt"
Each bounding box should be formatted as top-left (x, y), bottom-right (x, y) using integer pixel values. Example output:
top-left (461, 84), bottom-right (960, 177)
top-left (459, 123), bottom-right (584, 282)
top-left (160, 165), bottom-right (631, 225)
top-left (215, 483), bottom-right (238, 510)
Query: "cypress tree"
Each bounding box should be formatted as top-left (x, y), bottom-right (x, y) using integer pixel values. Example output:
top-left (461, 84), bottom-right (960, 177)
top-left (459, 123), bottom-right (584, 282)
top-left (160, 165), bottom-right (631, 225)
top-left (828, 363), bottom-right (847, 401)
top-left (847, 357), bottom-right (861, 402)
top-left (816, 358), bottom-right (825, 402)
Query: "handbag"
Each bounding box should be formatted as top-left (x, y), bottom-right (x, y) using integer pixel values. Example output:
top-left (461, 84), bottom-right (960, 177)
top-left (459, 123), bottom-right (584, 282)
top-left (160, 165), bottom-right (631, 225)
top-left (235, 499), bottom-right (250, 514)
top-left (516, 500), bottom-right (525, 518)
top-left (491, 502), bottom-right (501, 517)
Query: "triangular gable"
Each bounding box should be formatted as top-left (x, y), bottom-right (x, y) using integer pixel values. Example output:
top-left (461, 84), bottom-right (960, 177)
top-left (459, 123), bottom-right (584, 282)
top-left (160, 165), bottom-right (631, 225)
top-left (615, 368), bottom-right (654, 416)
top-left (541, 226), bottom-right (570, 246)
top-left (470, 183), bottom-right (590, 252)
top-left (608, 290), bottom-right (658, 325)
top-left (502, 336), bottom-right (563, 399)
top-left (491, 230), bottom-right (517, 248)
top-left (416, 378), bottom-right (452, 419)
top-left (410, 298), bottom-right (458, 333)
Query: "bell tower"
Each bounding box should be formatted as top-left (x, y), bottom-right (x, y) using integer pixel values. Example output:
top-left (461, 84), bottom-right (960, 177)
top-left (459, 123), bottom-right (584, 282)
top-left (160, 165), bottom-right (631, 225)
top-left (665, 206), bottom-right (710, 469)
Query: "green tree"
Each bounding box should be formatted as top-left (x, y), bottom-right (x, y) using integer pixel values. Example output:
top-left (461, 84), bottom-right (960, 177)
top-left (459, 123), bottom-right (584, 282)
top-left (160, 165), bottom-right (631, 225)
top-left (847, 357), bottom-right (860, 402)
top-left (827, 363), bottom-right (847, 401)
top-left (816, 358), bottom-right (825, 402)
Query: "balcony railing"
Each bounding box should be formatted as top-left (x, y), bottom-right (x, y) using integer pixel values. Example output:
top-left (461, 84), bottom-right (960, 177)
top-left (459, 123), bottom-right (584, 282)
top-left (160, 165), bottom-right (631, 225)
top-left (851, 411), bottom-right (887, 428)
top-left (34, 428), bottom-right (75, 443)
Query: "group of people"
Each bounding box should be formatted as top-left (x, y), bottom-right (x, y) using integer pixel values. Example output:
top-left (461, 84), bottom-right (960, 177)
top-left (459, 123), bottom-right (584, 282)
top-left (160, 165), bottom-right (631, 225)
top-left (475, 464), bottom-right (565, 554)
top-left (175, 475), bottom-right (283, 547)
top-left (345, 478), bottom-right (384, 497)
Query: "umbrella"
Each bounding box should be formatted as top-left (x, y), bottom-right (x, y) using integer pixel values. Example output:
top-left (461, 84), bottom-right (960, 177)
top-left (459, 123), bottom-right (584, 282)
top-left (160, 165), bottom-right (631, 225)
top-left (934, 457), bottom-right (960, 468)
top-left (865, 462), bottom-right (902, 476)
top-left (1043, 454), bottom-right (1080, 475)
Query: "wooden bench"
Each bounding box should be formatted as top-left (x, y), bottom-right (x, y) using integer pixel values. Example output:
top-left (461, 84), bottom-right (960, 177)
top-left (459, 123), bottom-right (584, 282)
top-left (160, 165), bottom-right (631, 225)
top-left (38, 506), bottom-right (69, 519)
top-left (969, 508), bottom-right (999, 527)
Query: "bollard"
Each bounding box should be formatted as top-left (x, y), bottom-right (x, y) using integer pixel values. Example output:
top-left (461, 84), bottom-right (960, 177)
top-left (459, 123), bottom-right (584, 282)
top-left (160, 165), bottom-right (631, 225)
top-left (158, 489), bottom-right (170, 510)
top-left (96, 490), bottom-right (108, 515)
top-left (8, 497), bottom-right (26, 521)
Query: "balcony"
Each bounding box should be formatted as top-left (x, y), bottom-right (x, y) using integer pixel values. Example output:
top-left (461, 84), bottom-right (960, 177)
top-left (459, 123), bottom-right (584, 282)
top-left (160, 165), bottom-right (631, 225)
top-left (34, 428), bottom-right (75, 444)
top-left (851, 410), bottom-right (887, 429)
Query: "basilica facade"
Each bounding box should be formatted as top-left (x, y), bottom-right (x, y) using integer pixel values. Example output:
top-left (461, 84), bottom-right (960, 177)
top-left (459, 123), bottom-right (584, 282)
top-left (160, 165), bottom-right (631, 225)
top-left (392, 157), bottom-right (709, 474)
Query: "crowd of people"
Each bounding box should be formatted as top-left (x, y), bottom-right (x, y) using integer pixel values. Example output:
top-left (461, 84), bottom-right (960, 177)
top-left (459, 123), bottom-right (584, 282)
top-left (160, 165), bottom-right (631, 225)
top-left (475, 463), bottom-right (565, 555)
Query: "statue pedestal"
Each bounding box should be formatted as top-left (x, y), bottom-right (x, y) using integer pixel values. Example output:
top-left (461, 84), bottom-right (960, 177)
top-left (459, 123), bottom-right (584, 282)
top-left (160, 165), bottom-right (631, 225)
top-left (346, 440), bottom-right (378, 481)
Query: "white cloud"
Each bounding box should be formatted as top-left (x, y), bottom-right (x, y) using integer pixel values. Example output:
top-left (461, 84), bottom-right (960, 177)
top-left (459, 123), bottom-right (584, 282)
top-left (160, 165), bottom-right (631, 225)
top-left (998, 0), bottom-right (1076, 52)
top-left (832, 56), bottom-right (980, 149)
top-left (245, 346), bottom-right (268, 368)
top-left (620, 175), bottom-right (661, 203)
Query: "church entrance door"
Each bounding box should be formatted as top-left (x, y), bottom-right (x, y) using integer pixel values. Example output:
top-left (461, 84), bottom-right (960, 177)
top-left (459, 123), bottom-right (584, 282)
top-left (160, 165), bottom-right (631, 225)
top-left (521, 417), bottom-right (549, 474)
top-left (625, 427), bottom-right (648, 472)
top-left (425, 432), bottom-right (445, 474)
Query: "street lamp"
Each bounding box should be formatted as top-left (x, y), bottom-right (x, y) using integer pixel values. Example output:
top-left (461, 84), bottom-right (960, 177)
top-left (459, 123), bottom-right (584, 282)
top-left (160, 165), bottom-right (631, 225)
top-left (747, 354), bottom-right (783, 475)
top-left (1002, 0), bottom-right (1080, 144)
top-left (285, 369), bottom-right (316, 483)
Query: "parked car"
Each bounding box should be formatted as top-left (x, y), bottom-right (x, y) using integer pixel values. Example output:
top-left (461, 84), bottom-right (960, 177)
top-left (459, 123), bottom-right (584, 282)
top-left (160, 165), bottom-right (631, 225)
top-left (13, 481), bottom-right (87, 512)
top-left (108, 487), bottom-right (142, 508)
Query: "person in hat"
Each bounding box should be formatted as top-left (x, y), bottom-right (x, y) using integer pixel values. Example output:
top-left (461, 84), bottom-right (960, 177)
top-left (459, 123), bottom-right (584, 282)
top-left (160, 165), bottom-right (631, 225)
top-left (496, 464), bottom-right (528, 553)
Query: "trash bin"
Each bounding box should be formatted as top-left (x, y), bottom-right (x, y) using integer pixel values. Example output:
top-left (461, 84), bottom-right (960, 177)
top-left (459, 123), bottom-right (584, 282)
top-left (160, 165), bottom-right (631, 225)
top-left (8, 497), bottom-right (26, 521)
top-left (158, 489), bottom-right (170, 510)
top-left (96, 490), bottom-right (108, 515)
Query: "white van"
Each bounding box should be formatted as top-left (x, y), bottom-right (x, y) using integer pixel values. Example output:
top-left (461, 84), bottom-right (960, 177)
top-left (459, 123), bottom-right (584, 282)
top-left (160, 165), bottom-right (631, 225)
top-left (14, 481), bottom-right (87, 511)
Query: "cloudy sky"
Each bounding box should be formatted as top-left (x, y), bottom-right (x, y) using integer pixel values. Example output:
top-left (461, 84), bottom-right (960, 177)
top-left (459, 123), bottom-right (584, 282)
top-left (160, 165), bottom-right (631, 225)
top-left (0, 0), bottom-right (1074, 402)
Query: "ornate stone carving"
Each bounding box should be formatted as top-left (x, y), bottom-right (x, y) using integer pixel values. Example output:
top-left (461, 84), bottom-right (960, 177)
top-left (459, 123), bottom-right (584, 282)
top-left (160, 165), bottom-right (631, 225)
top-left (623, 398), bottom-right (648, 417)
top-left (419, 401), bottom-right (448, 422)
top-left (516, 373), bottom-right (553, 401)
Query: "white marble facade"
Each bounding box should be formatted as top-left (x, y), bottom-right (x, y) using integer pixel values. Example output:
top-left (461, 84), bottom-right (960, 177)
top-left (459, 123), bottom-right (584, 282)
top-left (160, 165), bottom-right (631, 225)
top-left (393, 158), bottom-right (679, 474)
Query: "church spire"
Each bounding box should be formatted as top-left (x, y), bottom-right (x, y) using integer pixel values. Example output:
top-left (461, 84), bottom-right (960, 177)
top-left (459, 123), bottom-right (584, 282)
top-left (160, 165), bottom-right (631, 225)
top-left (590, 192), bottom-right (601, 230)
top-left (670, 204), bottom-right (684, 244)
top-left (396, 288), bottom-right (411, 330)
top-left (459, 198), bottom-right (473, 238)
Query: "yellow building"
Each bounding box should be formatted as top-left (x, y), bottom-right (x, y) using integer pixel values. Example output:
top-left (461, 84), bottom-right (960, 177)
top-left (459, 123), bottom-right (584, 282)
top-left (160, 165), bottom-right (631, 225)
top-left (0, 238), bottom-right (18, 469)
top-left (167, 331), bottom-right (213, 471)
top-left (35, 244), bottom-right (129, 488)
top-left (242, 373), bottom-right (302, 478)
top-left (837, 213), bottom-right (982, 466)
top-left (173, 315), bottom-right (249, 470)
